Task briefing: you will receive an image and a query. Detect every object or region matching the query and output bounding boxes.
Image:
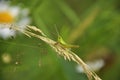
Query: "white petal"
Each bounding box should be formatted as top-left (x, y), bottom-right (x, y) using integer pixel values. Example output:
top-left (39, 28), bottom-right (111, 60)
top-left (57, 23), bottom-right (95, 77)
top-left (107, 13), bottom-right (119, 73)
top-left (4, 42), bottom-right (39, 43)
top-left (0, 1), bottom-right (9, 11)
top-left (0, 28), bottom-right (16, 39)
top-left (21, 8), bottom-right (30, 16)
top-left (17, 17), bottom-right (31, 29)
top-left (76, 59), bottom-right (105, 73)
top-left (9, 7), bottom-right (20, 17)
top-left (76, 65), bottom-right (84, 73)
top-left (87, 59), bottom-right (105, 71)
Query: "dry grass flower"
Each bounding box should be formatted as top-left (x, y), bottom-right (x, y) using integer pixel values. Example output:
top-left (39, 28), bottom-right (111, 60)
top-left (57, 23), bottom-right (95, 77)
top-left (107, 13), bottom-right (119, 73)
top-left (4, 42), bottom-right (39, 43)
top-left (2, 24), bottom-right (102, 80)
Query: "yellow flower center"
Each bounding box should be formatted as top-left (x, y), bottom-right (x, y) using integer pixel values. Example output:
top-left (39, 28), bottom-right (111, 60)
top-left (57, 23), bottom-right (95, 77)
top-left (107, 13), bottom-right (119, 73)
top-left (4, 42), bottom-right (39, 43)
top-left (0, 12), bottom-right (14, 23)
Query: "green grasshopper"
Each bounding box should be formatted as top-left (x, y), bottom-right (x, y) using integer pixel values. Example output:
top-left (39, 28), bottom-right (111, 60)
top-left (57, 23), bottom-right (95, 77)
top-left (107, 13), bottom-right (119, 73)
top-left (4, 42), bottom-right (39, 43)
top-left (55, 26), bottom-right (79, 49)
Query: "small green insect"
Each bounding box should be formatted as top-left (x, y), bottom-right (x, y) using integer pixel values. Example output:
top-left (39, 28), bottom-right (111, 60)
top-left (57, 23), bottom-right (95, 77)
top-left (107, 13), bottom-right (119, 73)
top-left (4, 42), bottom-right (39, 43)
top-left (55, 26), bottom-right (79, 48)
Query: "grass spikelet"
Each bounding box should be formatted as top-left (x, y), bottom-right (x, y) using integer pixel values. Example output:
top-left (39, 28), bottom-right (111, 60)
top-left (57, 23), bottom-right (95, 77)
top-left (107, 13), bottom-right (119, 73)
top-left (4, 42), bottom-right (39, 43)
top-left (7, 25), bottom-right (101, 80)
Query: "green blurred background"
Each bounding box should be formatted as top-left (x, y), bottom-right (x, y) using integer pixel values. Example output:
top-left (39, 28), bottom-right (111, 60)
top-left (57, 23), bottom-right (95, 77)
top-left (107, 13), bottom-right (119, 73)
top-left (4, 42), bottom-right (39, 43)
top-left (0, 0), bottom-right (120, 80)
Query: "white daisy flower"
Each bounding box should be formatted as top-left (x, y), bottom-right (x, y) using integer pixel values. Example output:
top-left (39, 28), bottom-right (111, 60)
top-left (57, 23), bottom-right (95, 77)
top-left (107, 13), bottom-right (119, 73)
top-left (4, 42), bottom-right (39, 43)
top-left (76, 59), bottom-right (105, 73)
top-left (0, 1), bottom-right (31, 39)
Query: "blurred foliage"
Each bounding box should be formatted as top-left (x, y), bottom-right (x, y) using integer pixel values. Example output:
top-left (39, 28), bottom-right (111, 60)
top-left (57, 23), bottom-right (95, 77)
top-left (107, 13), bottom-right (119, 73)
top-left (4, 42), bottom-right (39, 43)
top-left (0, 0), bottom-right (120, 80)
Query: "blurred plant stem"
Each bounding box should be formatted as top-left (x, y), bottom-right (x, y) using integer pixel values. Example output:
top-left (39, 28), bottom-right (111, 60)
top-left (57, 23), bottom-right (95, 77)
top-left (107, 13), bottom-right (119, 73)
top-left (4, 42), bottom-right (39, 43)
top-left (54, 0), bottom-right (80, 26)
top-left (32, 1), bottom-right (50, 37)
top-left (68, 6), bottom-right (100, 43)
